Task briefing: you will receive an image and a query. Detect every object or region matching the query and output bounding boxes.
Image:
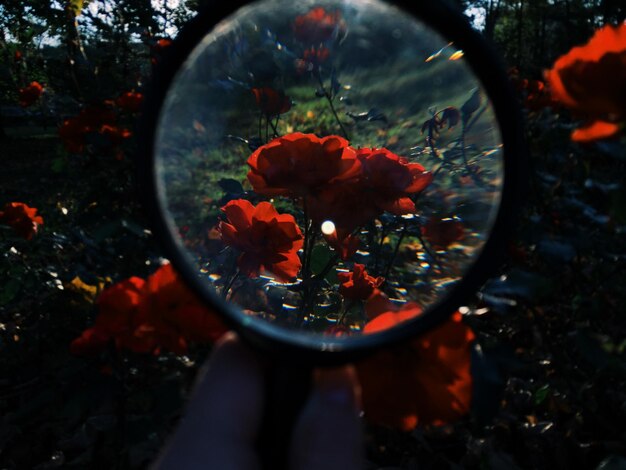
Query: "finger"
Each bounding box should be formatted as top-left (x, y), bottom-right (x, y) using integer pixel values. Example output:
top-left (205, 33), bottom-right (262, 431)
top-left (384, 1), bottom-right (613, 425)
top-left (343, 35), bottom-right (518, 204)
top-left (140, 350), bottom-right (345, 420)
top-left (154, 332), bottom-right (265, 470)
top-left (289, 365), bottom-right (364, 470)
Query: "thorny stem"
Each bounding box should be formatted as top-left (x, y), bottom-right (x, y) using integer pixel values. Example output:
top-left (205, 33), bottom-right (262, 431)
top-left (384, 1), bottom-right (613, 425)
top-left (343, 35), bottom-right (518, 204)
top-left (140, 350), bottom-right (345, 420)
top-left (315, 71), bottom-right (349, 140)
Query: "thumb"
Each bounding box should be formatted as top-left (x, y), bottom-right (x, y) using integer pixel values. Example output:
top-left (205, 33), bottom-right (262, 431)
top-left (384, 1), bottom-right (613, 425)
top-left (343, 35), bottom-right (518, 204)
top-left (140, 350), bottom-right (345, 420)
top-left (289, 365), bottom-right (364, 470)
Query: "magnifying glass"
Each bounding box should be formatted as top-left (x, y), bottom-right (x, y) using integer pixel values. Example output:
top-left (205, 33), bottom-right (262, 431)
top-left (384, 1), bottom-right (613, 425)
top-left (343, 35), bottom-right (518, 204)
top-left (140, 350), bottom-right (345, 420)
top-left (140, 0), bottom-right (523, 464)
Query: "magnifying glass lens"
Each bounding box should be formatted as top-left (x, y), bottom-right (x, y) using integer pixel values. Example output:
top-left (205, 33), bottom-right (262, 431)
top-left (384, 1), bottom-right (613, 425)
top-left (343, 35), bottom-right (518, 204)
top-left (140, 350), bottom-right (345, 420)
top-left (153, 0), bottom-right (504, 346)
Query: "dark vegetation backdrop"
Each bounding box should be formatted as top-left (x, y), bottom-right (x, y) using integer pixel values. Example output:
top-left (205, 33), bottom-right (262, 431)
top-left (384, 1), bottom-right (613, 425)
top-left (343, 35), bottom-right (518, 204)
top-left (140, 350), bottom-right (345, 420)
top-left (1, 0), bottom-right (625, 468)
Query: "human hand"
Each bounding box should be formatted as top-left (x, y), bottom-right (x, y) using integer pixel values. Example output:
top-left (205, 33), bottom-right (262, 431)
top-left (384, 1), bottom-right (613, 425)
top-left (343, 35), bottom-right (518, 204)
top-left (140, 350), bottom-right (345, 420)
top-left (154, 332), bottom-right (364, 470)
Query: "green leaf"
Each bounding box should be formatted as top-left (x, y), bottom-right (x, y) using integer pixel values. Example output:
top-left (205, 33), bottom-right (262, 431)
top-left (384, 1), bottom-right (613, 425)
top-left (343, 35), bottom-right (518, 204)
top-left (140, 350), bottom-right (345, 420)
top-left (310, 244), bottom-right (338, 283)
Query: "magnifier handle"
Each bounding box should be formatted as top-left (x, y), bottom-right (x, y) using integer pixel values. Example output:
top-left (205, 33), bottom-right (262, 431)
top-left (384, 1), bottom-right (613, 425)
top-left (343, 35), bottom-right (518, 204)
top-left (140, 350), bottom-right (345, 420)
top-left (257, 363), bottom-right (313, 470)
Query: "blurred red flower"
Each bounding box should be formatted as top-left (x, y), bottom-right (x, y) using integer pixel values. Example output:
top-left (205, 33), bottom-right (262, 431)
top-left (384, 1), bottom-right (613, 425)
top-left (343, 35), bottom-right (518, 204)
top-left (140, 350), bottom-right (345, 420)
top-left (571, 120), bottom-right (620, 142)
top-left (363, 292), bottom-right (423, 331)
top-left (59, 117), bottom-right (89, 153)
top-left (151, 38), bottom-right (173, 64)
top-left (218, 199), bottom-right (304, 282)
top-left (247, 132), bottom-right (360, 198)
top-left (116, 91), bottom-right (144, 113)
top-left (338, 263), bottom-right (383, 301)
top-left (293, 7), bottom-right (344, 44)
top-left (356, 147), bottom-right (433, 215)
top-left (251, 87), bottom-right (291, 116)
top-left (303, 46), bottom-right (330, 65)
top-left (18, 81), bottom-right (43, 107)
top-left (71, 263), bottom-right (228, 356)
top-left (14, 50), bottom-right (23, 63)
top-left (421, 217), bottom-right (465, 249)
top-left (357, 309), bottom-right (475, 430)
top-left (0, 202), bottom-right (43, 240)
top-left (545, 22), bottom-right (626, 141)
top-left (100, 125), bottom-right (132, 145)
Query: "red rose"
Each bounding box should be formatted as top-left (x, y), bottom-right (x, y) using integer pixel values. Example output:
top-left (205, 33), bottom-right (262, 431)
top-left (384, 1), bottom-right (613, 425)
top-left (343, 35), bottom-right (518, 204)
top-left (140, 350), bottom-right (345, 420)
top-left (0, 202), bottom-right (44, 240)
top-left (218, 199), bottom-right (304, 282)
top-left (251, 87), bottom-right (291, 116)
top-left (357, 308), bottom-right (475, 430)
top-left (545, 22), bottom-right (626, 142)
top-left (293, 7), bottom-right (344, 44)
top-left (247, 132), bottom-right (360, 198)
top-left (338, 264), bottom-right (383, 301)
top-left (18, 81), bottom-right (43, 107)
top-left (116, 91), bottom-right (144, 113)
top-left (356, 147), bottom-right (433, 215)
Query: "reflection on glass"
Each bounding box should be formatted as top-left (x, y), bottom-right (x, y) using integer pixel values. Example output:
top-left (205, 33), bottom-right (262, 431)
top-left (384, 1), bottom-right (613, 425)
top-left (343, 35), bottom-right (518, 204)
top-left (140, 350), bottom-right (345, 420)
top-left (155, 0), bottom-right (503, 339)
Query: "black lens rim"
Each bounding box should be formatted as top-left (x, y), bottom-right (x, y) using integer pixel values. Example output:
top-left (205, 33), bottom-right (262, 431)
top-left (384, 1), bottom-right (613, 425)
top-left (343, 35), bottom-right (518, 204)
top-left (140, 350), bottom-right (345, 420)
top-left (139, 0), bottom-right (526, 365)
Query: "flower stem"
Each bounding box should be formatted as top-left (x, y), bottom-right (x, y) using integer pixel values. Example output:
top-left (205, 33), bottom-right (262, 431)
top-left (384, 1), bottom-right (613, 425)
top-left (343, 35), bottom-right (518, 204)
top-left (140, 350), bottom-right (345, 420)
top-left (268, 114), bottom-right (279, 138)
top-left (315, 71), bottom-right (349, 140)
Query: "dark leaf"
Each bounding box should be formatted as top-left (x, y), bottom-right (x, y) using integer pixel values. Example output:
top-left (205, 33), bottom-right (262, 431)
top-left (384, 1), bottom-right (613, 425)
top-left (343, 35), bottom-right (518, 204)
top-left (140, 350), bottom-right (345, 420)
top-left (441, 106), bottom-right (460, 128)
top-left (310, 244), bottom-right (338, 283)
top-left (218, 178), bottom-right (244, 195)
top-left (366, 108), bottom-right (387, 124)
top-left (461, 88), bottom-right (481, 124)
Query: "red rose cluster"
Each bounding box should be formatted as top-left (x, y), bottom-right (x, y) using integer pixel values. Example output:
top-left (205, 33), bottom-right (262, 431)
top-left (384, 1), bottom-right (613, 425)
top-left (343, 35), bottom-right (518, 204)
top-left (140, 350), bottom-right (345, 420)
top-left (293, 7), bottom-right (344, 44)
top-left (248, 132), bottom-right (432, 232)
top-left (217, 132), bottom-right (432, 284)
top-left (71, 263), bottom-right (227, 356)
